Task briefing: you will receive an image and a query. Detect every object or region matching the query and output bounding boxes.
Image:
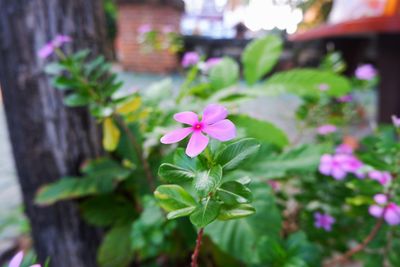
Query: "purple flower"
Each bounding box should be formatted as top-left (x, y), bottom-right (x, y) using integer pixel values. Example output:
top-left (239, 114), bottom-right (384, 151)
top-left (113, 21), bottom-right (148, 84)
top-left (9, 251), bottom-right (41, 267)
top-left (181, 52), bottom-right (200, 68)
top-left (318, 83), bottom-right (330, 91)
top-left (319, 154), bottom-right (363, 180)
top-left (355, 64), bottom-right (377, 80)
top-left (369, 194), bottom-right (400, 225)
top-left (160, 104), bottom-right (236, 157)
top-left (337, 94), bottom-right (353, 103)
top-left (335, 143), bottom-right (353, 155)
top-left (368, 170), bottom-right (392, 185)
top-left (392, 115), bottom-right (400, 128)
top-left (38, 34), bottom-right (72, 59)
top-left (314, 212), bottom-right (335, 231)
top-left (138, 24), bottom-right (152, 34)
top-left (317, 124), bottom-right (337, 135)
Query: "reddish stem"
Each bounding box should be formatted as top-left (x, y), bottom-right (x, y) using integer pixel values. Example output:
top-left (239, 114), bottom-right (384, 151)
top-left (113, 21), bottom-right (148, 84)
top-left (191, 228), bottom-right (204, 267)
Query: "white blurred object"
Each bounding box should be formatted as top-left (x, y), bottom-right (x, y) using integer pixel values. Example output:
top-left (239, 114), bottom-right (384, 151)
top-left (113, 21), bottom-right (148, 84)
top-left (329, 0), bottom-right (388, 24)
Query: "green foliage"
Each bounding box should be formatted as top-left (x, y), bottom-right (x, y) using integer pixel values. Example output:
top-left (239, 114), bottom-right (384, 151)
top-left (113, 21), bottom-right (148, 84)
top-left (242, 35), bottom-right (283, 85)
top-left (154, 184), bottom-right (197, 213)
top-left (230, 114), bottom-right (289, 149)
top-left (216, 138), bottom-right (260, 171)
top-left (190, 199), bottom-right (221, 228)
top-left (263, 68), bottom-right (351, 97)
top-left (209, 57), bottom-right (239, 90)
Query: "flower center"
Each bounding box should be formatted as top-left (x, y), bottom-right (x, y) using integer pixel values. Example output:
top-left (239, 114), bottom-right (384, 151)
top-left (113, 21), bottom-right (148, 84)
top-left (193, 122), bottom-right (203, 131)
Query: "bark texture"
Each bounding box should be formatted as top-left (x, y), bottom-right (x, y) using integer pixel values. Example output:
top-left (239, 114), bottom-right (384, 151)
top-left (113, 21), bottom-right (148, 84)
top-left (0, 1), bottom-right (108, 266)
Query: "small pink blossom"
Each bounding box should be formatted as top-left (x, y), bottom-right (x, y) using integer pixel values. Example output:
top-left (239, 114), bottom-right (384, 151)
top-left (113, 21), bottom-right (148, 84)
top-left (9, 251), bottom-right (41, 267)
top-left (38, 34), bottom-right (72, 59)
top-left (267, 180), bottom-right (280, 191)
top-left (205, 57), bottom-right (222, 69)
top-left (335, 143), bottom-right (353, 154)
top-left (160, 104), bottom-right (236, 157)
top-left (317, 124), bottom-right (337, 135)
top-left (318, 83), bottom-right (330, 91)
top-left (368, 170), bottom-right (392, 185)
top-left (369, 194), bottom-right (400, 225)
top-left (181, 52), bottom-right (200, 68)
top-left (355, 64), bottom-right (377, 80)
top-left (138, 24), bottom-right (152, 34)
top-left (337, 94), bottom-right (353, 103)
top-left (392, 115), bottom-right (400, 127)
top-left (319, 154), bottom-right (363, 180)
top-left (314, 212), bottom-right (335, 231)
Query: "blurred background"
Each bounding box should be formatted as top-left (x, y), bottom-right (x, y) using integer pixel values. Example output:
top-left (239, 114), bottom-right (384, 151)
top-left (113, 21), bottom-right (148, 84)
top-left (0, 0), bottom-right (399, 266)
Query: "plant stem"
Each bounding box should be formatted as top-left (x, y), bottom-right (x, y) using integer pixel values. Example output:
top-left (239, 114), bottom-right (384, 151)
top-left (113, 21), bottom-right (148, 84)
top-left (113, 115), bottom-right (155, 190)
top-left (191, 228), bottom-right (204, 267)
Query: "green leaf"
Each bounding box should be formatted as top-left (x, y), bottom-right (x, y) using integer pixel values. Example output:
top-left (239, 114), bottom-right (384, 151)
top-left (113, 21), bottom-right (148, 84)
top-left (52, 76), bottom-right (79, 90)
top-left (166, 206), bottom-right (197, 219)
top-left (263, 68), bottom-right (351, 97)
top-left (63, 93), bottom-right (91, 107)
top-left (209, 57), bottom-right (239, 90)
top-left (217, 203), bottom-right (255, 220)
top-left (206, 182), bottom-right (282, 265)
top-left (173, 148), bottom-right (202, 171)
top-left (250, 145), bottom-right (327, 179)
top-left (190, 198), bottom-right (221, 228)
top-left (193, 165), bottom-right (222, 196)
top-left (242, 35), bottom-right (283, 85)
top-left (45, 62), bottom-right (65, 75)
top-left (81, 158), bottom-right (131, 180)
top-left (230, 114), bottom-right (288, 149)
top-left (217, 181), bottom-right (252, 205)
top-left (98, 224), bottom-right (133, 267)
top-left (80, 195), bottom-right (136, 227)
top-left (154, 185), bottom-right (197, 212)
top-left (216, 138), bottom-right (260, 171)
top-left (158, 163), bottom-right (196, 183)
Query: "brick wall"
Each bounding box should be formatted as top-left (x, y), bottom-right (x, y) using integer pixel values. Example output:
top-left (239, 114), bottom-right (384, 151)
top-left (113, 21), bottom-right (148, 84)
top-left (116, 4), bottom-right (182, 73)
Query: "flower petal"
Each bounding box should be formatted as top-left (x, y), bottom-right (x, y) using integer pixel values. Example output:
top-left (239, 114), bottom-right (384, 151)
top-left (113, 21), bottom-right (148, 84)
top-left (30, 265), bottom-right (41, 267)
top-left (160, 127), bottom-right (192, 144)
top-left (374, 194), bottom-right (387, 205)
top-left (369, 205), bottom-right (383, 218)
top-left (202, 104), bottom-right (228, 124)
top-left (173, 111), bottom-right (199, 125)
top-left (385, 207), bottom-right (400, 225)
top-left (186, 131), bottom-right (209, 157)
top-left (9, 251), bottom-right (24, 267)
top-left (203, 119), bottom-right (236, 141)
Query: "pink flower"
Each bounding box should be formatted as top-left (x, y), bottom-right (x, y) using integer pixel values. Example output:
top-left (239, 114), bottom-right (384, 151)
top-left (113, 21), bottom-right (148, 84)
top-left (38, 34), bottom-right (72, 59)
top-left (319, 154), bottom-right (363, 180)
top-left (181, 52), bottom-right (200, 68)
top-left (368, 170), bottom-right (392, 185)
top-left (160, 104), bottom-right (236, 157)
top-left (392, 115), bottom-right (400, 128)
top-left (314, 212), bottom-right (335, 231)
top-left (9, 251), bottom-right (41, 267)
top-left (138, 24), bottom-right (152, 34)
top-left (369, 194), bottom-right (400, 225)
top-left (318, 83), bottom-right (330, 91)
top-left (335, 143), bottom-right (353, 155)
top-left (355, 64), bottom-right (377, 80)
top-left (205, 57), bottom-right (222, 69)
top-left (337, 94), bottom-right (353, 103)
top-left (317, 124), bottom-right (337, 135)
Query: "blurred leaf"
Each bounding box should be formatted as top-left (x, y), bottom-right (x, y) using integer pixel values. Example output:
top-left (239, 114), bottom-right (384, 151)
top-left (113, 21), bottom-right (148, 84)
top-left (209, 57), bottom-right (239, 90)
top-left (190, 199), bottom-right (221, 228)
top-left (217, 203), bottom-right (255, 220)
top-left (230, 114), bottom-right (288, 149)
top-left (116, 97), bottom-right (141, 115)
top-left (154, 184), bottom-right (197, 212)
top-left (98, 224), bottom-right (133, 267)
top-left (80, 195), bottom-right (136, 227)
top-left (63, 93), bottom-right (91, 107)
top-left (45, 62), bottom-right (65, 75)
top-left (217, 181), bottom-right (252, 205)
top-left (263, 69), bottom-right (351, 97)
top-left (242, 35), bottom-right (283, 85)
top-left (158, 163), bottom-right (196, 183)
top-left (216, 138), bottom-right (260, 171)
top-left (103, 117), bottom-right (120, 151)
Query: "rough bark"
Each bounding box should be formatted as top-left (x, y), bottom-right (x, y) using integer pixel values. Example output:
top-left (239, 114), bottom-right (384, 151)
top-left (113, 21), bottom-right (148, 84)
top-left (0, 1), bottom-right (109, 266)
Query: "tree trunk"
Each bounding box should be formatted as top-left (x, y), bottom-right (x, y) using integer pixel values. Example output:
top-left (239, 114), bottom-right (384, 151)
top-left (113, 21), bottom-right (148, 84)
top-left (0, 1), bottom-right (109, 266)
